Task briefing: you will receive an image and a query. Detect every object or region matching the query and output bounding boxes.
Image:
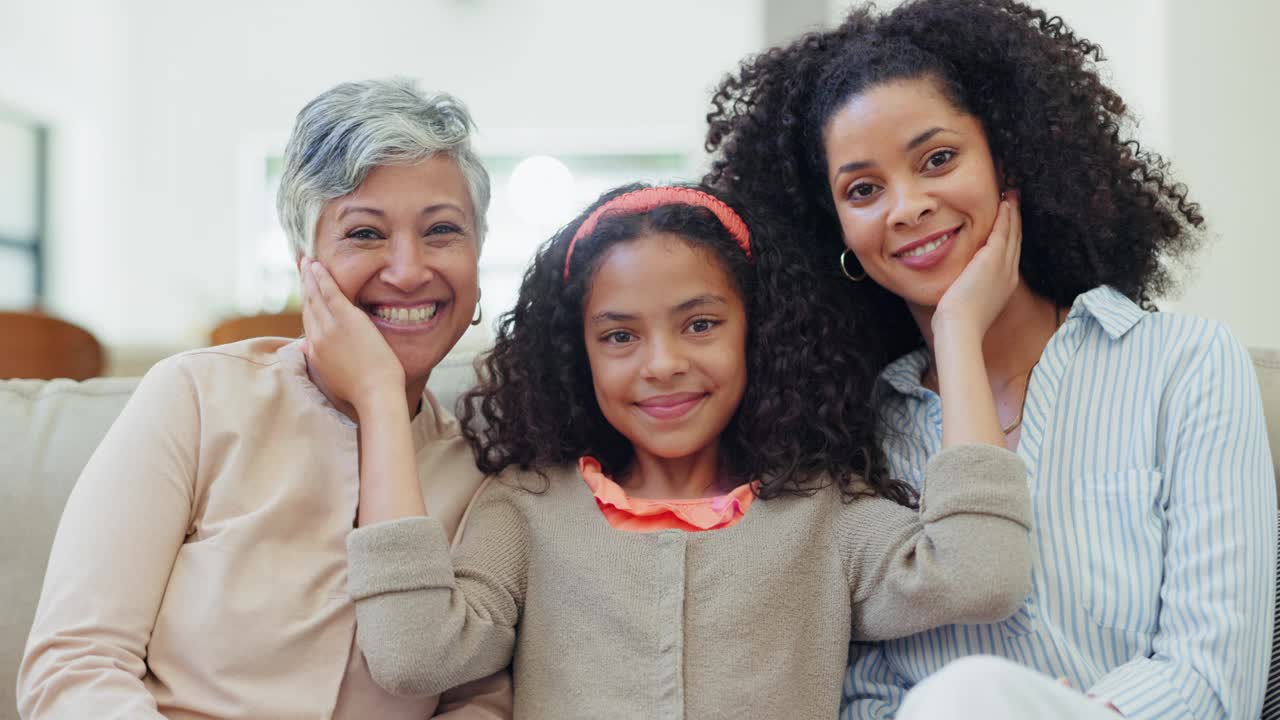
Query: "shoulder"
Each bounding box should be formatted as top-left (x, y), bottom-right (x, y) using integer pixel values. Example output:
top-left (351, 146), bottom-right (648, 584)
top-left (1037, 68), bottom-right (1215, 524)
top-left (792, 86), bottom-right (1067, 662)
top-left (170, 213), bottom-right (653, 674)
top-left (1072, 287), bottom-right (1248, 378)
top-left (148, 337), bottom-right (297, 395)
top-left (452, 464), bottom-right (582, 545)
top-left (1123, 310), bottom-right (1252, 384)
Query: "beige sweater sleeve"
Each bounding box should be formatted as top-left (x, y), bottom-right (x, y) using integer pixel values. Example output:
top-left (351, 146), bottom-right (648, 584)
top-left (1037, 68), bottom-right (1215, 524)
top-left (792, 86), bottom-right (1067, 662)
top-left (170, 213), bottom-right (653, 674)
top-left (17, 358), bottom-right (198, 720)
top-left (347, 481), bottom-right (528, 699)
top-left (844, 443), bottom-right (1033, 641)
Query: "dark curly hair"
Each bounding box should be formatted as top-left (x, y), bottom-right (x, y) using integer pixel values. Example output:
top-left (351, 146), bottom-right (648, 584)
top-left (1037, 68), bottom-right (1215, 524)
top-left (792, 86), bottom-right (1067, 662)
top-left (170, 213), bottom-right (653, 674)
top-left (460, 183), bottom-right (916, 504)
top-left (704, 0), bottom-right (1205, 364)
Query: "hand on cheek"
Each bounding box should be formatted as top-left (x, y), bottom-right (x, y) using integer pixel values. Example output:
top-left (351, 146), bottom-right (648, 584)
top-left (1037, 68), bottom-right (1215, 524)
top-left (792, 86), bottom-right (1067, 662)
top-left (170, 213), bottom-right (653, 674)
top-left (300, 257), bottom-right (406, 412)
top-left (932, 192), bottom-right (1022, 339)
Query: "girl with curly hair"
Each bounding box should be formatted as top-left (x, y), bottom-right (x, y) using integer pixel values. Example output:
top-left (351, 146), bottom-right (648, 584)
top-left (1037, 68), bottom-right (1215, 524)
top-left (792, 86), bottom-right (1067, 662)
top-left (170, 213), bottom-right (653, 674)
top-left (300, 182), bottom-right (1037, 717)
top-left (704, 1), bottom-right (1275, 718)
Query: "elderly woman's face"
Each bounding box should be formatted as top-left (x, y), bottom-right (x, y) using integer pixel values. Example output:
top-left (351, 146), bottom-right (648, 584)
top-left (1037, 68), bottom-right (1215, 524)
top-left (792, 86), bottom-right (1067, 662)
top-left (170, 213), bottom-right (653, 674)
top-left (311, 156), bottom-right (479, 386)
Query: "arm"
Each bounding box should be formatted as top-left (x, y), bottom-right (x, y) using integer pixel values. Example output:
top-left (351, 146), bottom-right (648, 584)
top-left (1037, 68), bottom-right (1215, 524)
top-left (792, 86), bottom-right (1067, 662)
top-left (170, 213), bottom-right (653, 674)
top-left (841, 642), bottom-right (907, 720)
top-left (847, 444), bottom-right (1033, 640)
top-left (16, 358), bottom-right (198, 720)
top-left (301, 259), bottom-right (522, 698)
top-left (346, 485), bottom-right (527, 698)
top-left (300, 257), bottom-right (425, 526)
top-left (931, 196), bottom-right (1022, 449)
top-left (1086, 326), bottom-right (1275, 720)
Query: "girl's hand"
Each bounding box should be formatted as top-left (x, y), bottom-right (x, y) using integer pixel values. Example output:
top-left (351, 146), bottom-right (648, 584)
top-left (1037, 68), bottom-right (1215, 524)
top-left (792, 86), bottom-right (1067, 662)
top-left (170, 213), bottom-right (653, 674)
top-left (932, 193), bottom-right (1022, 339)
top-left (300, 257), bottom-right (405, 414)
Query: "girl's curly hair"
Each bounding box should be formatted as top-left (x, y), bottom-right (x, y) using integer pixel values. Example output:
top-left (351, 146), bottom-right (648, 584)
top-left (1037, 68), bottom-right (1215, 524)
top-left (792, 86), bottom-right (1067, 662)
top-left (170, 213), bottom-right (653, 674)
top-left (704, 0), bottom-right (1205, 364)
top-left (460, 183), bottom-right (916, 504)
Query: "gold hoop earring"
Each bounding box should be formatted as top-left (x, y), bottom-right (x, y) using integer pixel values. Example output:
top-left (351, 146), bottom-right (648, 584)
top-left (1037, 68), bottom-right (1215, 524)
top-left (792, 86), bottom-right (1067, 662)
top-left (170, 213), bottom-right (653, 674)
top-left (839, 249), bottom-right (866, 282)
top-left (470, 288), bottom-right (483, 326)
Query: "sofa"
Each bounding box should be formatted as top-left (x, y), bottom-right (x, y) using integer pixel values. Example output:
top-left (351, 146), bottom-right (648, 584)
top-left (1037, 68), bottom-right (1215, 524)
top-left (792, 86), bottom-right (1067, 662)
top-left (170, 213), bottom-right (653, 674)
top-left (2, 347), bottom-right (1278, 720)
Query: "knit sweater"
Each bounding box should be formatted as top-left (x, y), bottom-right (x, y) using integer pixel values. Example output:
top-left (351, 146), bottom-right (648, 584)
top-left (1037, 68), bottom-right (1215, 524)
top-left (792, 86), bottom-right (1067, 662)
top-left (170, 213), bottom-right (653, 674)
top-left (347, 443), bottom-right (1032, 719)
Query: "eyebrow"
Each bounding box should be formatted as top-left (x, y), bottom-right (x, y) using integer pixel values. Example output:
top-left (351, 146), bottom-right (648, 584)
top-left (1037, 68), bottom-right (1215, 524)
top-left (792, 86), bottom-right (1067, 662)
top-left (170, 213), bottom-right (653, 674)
top-left (587, 294), bottom-right (729, 326)
top-left (337, 203), bottom-right (466, 220)
top-left (672, 294), bottom-right (728, 313)
top-left (832, 126), bottom-right (955, 179)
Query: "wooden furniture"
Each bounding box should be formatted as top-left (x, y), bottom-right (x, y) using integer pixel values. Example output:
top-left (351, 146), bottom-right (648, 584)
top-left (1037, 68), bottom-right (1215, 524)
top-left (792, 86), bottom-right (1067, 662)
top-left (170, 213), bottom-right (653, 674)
top-left (0, 311), bottom-right (104, 380)
top-left (209, 312), bottom-right (304, 346)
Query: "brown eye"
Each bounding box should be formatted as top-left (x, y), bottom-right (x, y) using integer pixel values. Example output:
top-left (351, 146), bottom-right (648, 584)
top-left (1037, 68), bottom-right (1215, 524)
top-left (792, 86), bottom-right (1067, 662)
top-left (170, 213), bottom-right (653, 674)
top-left (924, 150), bottom-right (956, 170)
top-left (846, 182), bottom-right (882, 203)
top-left (687, 318), bottom-right (718, 334)
top-left (427, 223), bottom-right (461, 236)
top-left (347, 228), bottom-right (382, 241)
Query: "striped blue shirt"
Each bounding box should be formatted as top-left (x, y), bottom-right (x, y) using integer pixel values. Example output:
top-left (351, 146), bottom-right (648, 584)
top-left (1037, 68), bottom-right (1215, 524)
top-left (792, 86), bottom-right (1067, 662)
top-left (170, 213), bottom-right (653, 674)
top-left (842, 286), bottom-right (1276, 720)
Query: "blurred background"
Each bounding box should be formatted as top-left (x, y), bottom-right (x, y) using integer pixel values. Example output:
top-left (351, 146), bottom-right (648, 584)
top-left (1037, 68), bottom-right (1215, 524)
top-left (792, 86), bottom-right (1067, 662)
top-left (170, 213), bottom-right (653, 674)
top-left (1, 0), bottom-right (1277, 376)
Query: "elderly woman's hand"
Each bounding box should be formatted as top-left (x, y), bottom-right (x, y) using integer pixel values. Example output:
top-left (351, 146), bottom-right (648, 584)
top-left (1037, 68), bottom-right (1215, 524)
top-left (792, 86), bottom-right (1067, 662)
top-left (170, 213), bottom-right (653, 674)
top-left (301, 257), bottom-right (406, 414)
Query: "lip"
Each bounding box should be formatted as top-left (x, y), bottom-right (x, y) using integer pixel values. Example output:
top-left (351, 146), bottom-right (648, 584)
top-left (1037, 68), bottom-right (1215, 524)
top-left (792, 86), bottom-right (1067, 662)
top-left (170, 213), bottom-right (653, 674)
top-left (634, 392), bottom-right (707, 421)
top-left (364, 300), bottom-right (448, 334)
top-left (892, 224), bottom-right (961, 270)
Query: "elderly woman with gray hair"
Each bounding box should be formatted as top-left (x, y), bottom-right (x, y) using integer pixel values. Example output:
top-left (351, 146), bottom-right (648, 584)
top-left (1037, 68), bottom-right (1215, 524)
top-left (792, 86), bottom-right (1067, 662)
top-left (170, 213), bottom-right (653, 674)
top-left (17, 79), bottom-right (510, 719)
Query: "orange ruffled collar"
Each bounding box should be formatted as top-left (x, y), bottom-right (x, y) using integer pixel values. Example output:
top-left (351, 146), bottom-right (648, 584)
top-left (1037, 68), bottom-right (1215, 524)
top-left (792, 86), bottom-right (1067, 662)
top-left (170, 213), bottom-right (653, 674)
top-left (578, 457), bottom-right (757, 533)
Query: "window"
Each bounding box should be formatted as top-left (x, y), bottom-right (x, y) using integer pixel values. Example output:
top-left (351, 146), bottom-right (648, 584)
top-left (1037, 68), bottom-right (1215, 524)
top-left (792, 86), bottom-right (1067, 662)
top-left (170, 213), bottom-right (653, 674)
top-left (0, 112), bottom-right (47, 308)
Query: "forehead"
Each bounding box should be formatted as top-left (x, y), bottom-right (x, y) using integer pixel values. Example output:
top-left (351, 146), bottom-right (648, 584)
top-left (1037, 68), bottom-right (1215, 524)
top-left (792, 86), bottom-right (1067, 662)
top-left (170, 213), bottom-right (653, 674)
top-left (824, 78), bottom-right (977, 156)
top-left (330, 155), bottom-right (474, 218)
top-left (584, 233), bottom-right (739, 312)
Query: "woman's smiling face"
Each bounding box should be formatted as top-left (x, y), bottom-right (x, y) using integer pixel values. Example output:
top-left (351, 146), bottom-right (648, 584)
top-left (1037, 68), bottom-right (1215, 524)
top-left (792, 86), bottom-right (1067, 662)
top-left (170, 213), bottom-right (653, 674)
top-left (310, 156), bottom-right (479, 387)
top-left (824, 76), bottom-right (1002, 314)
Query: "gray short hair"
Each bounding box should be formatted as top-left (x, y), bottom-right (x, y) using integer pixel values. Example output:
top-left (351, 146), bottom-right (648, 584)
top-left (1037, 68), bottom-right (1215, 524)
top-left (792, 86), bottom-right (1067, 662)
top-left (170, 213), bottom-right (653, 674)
top-left (277, 78), bottom-right (491, 258)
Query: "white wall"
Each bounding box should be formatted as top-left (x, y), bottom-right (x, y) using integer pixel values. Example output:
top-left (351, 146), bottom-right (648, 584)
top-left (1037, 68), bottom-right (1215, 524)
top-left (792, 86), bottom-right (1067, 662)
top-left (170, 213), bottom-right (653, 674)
top-left (1162, 0), bottom-right (1280, 349)
top-left (6, 0), bottom-right (763, 352)
top-left (0, 0), bottom-right (129, 341)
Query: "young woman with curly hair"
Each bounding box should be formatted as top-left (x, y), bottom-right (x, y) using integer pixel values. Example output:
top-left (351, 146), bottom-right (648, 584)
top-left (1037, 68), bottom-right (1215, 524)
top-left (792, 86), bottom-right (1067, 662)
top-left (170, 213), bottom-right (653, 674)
top-left (704, 1), bottom-right (1275, 718)
top-left (300, 182), bottom-right (1039, 717)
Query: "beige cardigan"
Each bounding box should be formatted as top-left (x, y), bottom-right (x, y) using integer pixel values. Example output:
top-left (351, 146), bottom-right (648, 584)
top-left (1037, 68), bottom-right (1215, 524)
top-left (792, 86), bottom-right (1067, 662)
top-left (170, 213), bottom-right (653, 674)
top-left (17, 338), bottom-right (509, 719)
top-left (348, 444), bottom-right (1033, 719)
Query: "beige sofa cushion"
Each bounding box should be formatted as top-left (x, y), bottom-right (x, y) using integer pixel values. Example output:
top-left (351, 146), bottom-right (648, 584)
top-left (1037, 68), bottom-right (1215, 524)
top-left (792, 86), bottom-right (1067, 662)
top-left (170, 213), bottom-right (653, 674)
top-left (0, 377), bottom-right (138, 720)
top-left (1254, 347), bottom-right (1280, 485)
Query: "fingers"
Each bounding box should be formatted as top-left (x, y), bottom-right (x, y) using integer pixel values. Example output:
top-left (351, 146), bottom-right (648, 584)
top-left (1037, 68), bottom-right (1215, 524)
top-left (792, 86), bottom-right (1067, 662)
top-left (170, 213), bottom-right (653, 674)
top-left (308, 257), bottom-right (342, 306)
top-left (1004, 190), bottom-right (1023, 271)
top-left (986, 197), bottom-right (1010, 253)
top-left (299, 258), bottom-right (334, 360)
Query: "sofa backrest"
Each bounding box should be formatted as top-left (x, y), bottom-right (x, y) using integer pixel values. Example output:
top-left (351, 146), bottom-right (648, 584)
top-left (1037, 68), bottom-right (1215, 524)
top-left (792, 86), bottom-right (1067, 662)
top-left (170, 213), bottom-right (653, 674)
top-left (1, 348), bottom-right (1277, 719)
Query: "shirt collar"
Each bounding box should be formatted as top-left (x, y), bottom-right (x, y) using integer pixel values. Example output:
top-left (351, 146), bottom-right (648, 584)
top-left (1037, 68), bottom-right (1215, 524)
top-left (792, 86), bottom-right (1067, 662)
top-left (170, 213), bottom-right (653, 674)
top-left (1067, 285), bottom-right (1146, 340)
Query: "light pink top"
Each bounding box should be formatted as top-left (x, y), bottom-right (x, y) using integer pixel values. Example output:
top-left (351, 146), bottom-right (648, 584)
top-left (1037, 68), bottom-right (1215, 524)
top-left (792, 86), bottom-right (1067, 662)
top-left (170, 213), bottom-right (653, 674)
top-left (17, 338), bottom-right (509, 720)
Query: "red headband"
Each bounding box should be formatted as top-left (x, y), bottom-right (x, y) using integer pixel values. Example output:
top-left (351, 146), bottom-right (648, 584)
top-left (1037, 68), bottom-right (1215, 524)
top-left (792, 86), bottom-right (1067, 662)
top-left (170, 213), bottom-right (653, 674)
top-left (562, 187), bottom-right (752, 281)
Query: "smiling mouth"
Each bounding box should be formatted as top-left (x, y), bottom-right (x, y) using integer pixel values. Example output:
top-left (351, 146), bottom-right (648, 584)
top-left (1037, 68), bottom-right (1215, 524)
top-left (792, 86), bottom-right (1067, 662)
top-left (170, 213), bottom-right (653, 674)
top-left (893, 225), bottom-right (962, 258)
top-left (635, 392), bottom-right (708, 420)
top-left (365, 302), bottom-right (443, 327)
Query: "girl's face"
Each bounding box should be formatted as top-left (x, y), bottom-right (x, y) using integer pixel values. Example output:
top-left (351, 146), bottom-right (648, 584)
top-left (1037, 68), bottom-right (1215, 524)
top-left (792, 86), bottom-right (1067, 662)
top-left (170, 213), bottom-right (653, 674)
top-left (582, 232), bottom-right (748, 466)
top-left (310, 156), bottom-right (479, 388)
top-left (823, 76), bottom-right (1002, 315)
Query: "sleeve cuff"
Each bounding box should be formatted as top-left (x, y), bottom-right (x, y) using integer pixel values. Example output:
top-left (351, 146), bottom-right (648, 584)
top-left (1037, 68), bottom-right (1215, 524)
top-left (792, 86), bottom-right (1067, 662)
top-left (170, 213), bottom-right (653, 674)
top-left (1087, 659), bottom-right (1197, 720)
top-left (346, 516), bottom-right (455, 601)
top-left (920, 444), bottom-right (1030, 528)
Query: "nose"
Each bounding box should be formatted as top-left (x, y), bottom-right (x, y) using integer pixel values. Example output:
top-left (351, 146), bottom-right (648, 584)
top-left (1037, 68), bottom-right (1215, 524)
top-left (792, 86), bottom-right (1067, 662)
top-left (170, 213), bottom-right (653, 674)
top-left (642, 335), bottom-right (690, 382)
top-left (378, 235), bottom-right (435, 293)
top-left (886, 179), bottom-right (937, 229)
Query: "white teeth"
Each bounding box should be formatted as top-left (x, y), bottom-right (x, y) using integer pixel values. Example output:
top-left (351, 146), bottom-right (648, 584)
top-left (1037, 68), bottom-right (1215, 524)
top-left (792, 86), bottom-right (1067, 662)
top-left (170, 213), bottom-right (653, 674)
top-left (901, 233), bottom-right (949, 258)
top-left (374, 303), bottom-right (439, 326)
